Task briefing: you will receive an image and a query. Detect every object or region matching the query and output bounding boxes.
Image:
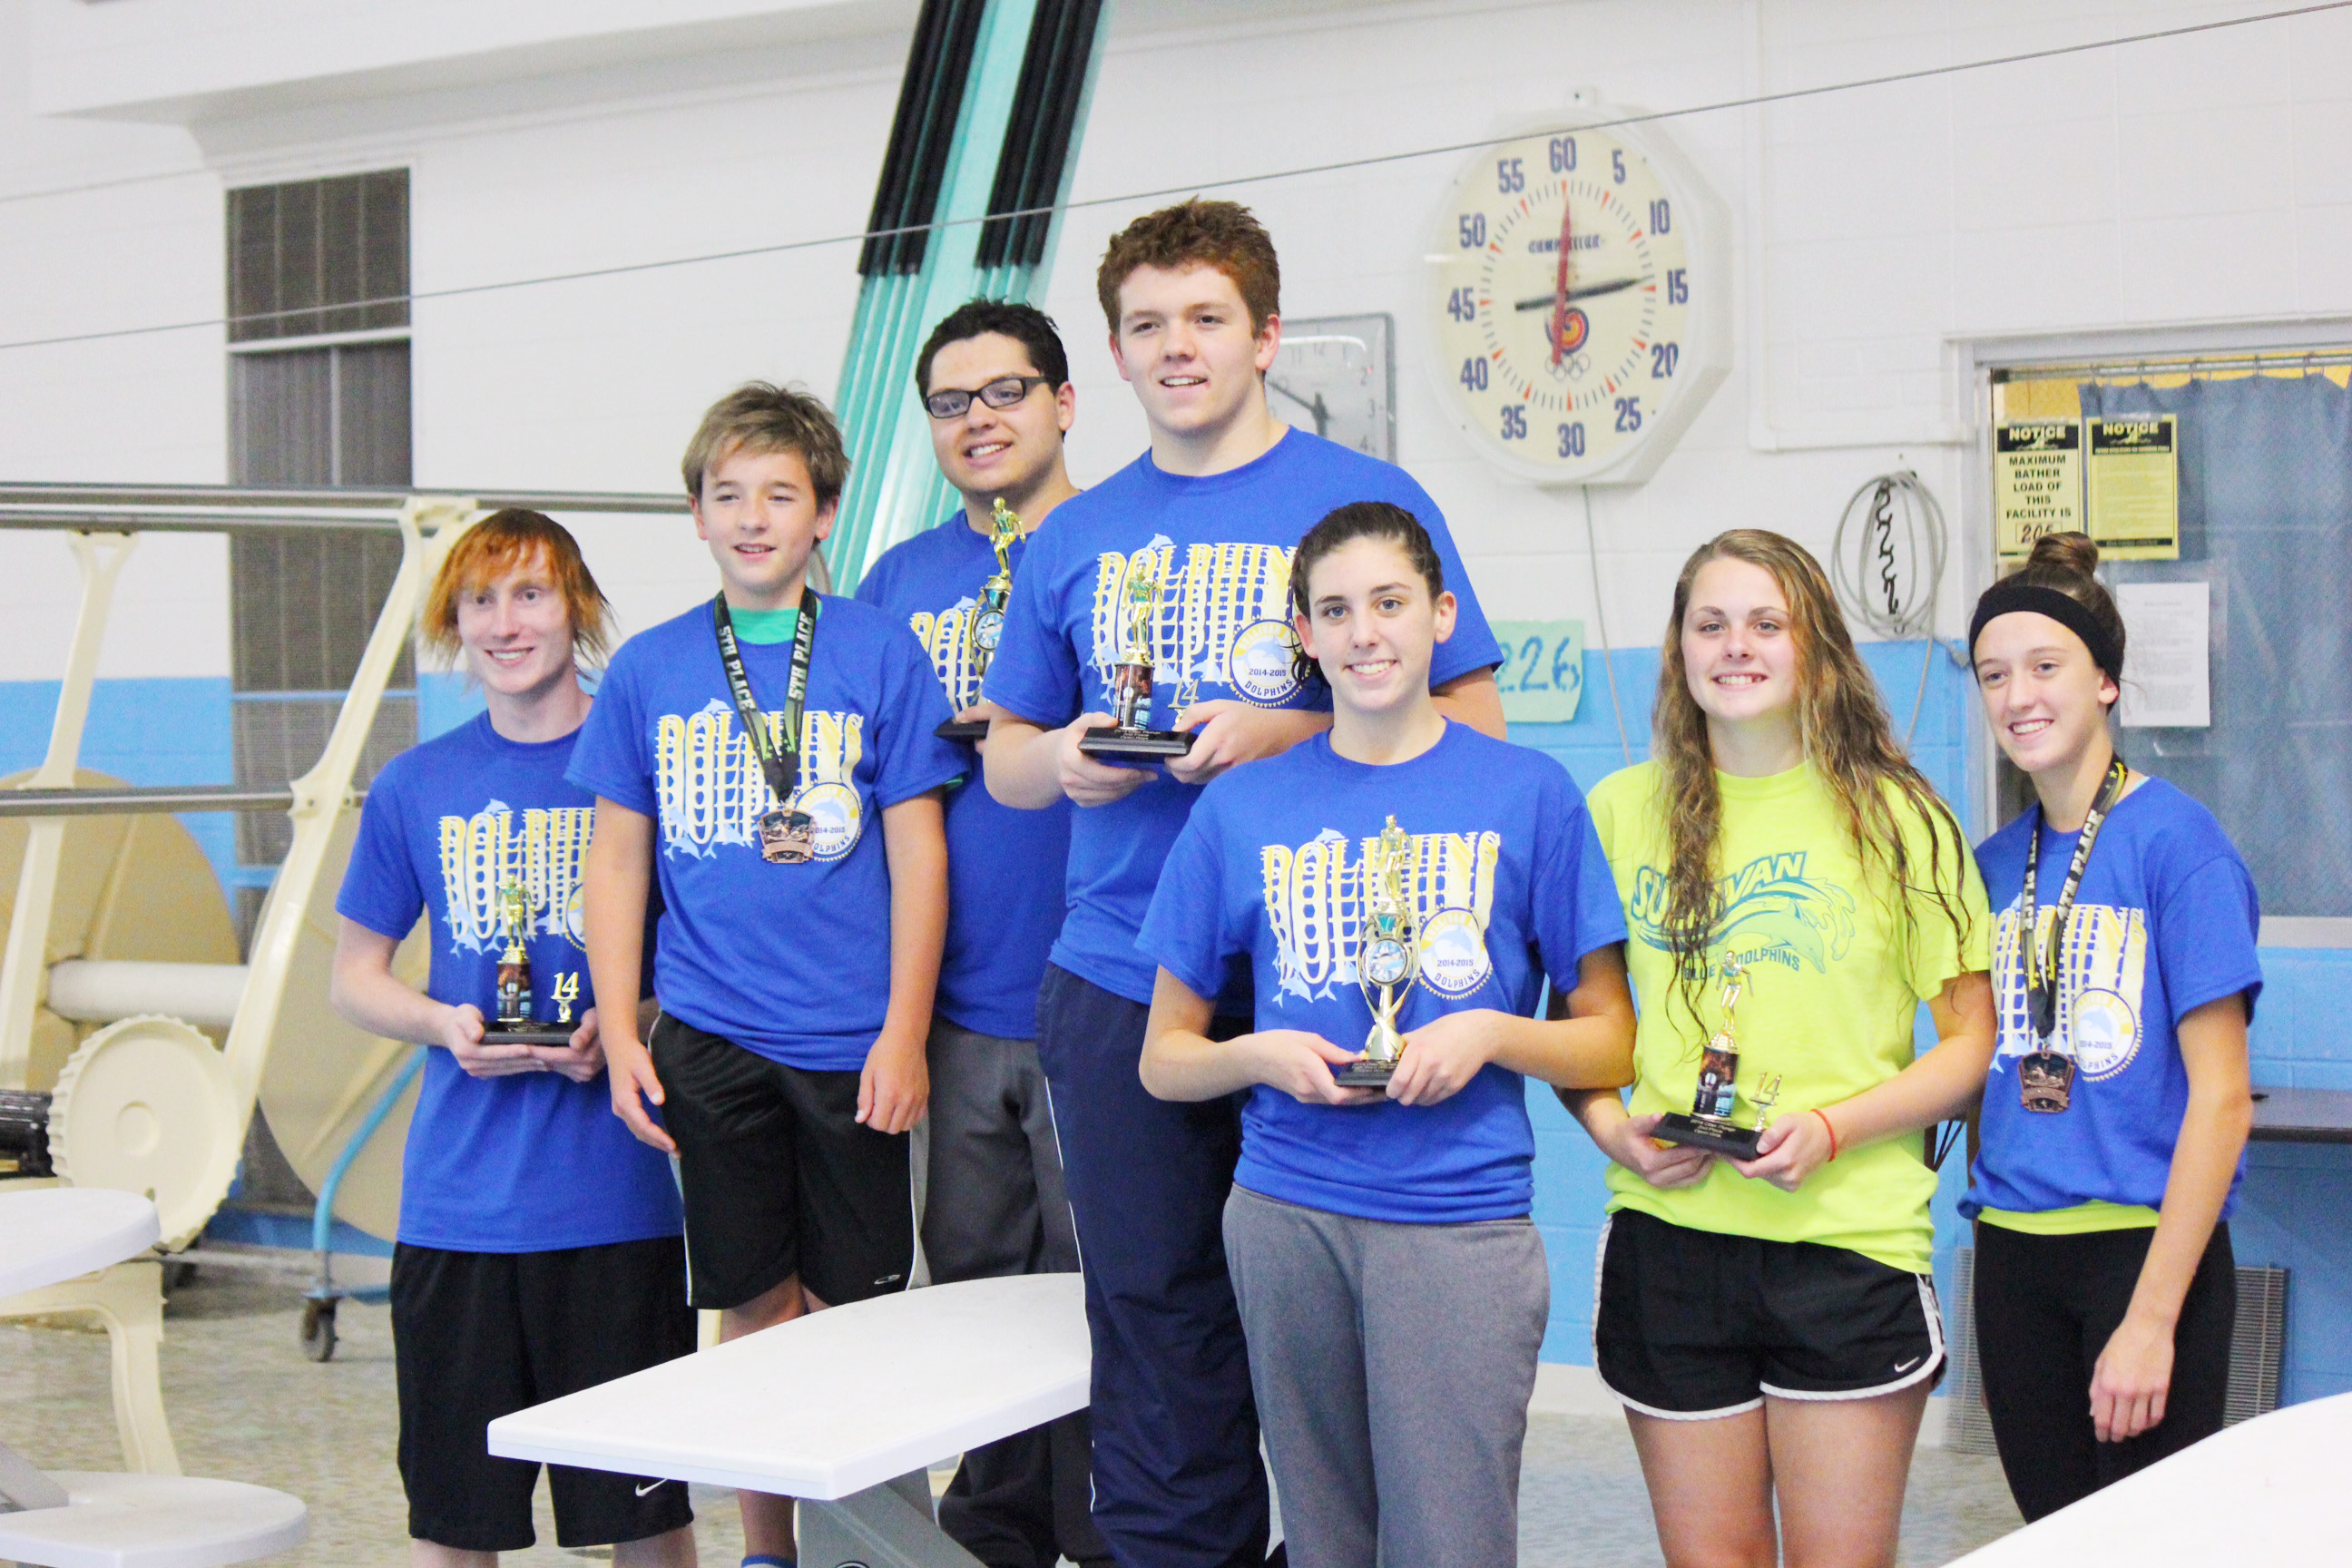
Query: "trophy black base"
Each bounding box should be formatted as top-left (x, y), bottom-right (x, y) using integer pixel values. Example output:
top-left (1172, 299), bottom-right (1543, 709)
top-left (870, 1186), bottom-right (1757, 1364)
top-left (935, 720), bottom-right (990, 742)
top-left (1078, 725), bottom-right (1196, 762)
top-left (1334, 1059), bottom-right (1397, 1087)
top-left (1652, 1112), bottom-right (1762, 1160)
top-left (483, 1020), bottom-right (579, 1045)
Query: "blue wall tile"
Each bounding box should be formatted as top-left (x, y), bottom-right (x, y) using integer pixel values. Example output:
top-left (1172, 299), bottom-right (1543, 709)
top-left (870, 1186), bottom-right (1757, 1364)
top-left (0, 677), bottom-right (237, 896)
top-left (416, 670), bottom-right (486, 740)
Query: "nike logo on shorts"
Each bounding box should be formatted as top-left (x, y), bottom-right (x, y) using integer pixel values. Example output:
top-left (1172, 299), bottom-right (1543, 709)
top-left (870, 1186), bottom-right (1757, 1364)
top-left (635, 1478), bottom-right (671, 1497)
top-left (1895, 1357), bottom-right (1923, 1373)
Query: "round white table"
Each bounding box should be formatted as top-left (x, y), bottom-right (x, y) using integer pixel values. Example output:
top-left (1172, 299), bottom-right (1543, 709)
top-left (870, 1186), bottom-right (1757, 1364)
top-left (0, 1188), bottom-right (160, 1298)
top-left (0, 1186), bottom-right (307, 1568)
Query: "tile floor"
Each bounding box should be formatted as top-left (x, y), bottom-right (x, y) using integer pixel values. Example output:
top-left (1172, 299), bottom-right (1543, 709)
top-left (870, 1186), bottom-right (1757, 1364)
top-left (0, 1267), bottom-right (2024, 1565)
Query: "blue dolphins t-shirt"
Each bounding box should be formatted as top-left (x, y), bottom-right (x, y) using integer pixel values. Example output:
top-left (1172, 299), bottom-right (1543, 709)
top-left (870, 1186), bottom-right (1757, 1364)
top-left (1138, 724), bottom-right (1625, 1222)
top-left (336, 712), bottom-right (682, 1253)
top-left (567, 594), bottom-right (964, 1068)
top-left (1964, 777), bottom-right (2262, 1222)
top-left (858, 513), bottom-right (1073, 1041)
top-left (984, 428), bottom-right (1504, 1005)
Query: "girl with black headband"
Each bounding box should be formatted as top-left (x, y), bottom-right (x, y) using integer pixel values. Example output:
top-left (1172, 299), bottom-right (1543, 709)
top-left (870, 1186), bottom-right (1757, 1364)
top-left (1965, 531), bottom-right (2260, 1521)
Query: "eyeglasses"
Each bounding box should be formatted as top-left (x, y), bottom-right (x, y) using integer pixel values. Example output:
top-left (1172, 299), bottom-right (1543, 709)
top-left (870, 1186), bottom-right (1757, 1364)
top-left (923, 374), bottom-right (1055, 420)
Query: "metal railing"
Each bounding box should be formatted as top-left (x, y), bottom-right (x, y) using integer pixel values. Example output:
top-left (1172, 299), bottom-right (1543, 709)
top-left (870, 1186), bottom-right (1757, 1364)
top-left (0, 481), bottom-right (688, 534)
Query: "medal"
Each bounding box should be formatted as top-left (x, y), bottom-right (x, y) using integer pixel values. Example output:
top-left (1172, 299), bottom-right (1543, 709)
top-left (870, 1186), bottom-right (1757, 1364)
top-left (2016, 757), bottom-right (2128, 1113)
top-left (713, 587), bottom-right (820, 868)
top-left (758, 808), bottom-right (816, 866)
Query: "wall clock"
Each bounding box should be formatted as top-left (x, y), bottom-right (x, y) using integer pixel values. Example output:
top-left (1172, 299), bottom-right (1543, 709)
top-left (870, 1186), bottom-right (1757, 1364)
top-left (1425, 104), bottom-right (1728, 485)
top-left (1269, 312), bottom-right (1396, 463)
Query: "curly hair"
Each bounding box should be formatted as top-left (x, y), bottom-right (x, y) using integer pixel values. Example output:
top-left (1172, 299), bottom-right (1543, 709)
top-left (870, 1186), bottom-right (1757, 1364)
top-left (1651, 529), bottom-right (1973, 1023)
top-left (1095, 198), bottom-right (1280, 335)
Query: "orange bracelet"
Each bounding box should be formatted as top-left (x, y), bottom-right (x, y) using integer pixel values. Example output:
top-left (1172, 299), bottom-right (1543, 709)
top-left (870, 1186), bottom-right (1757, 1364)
top-left (1810, 1107), bottom-right (1839, 1161)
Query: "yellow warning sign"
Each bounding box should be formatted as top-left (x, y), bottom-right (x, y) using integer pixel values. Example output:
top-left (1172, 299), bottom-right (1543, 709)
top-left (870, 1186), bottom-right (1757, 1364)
top-left (1995, 422), bottom-right (2082, 558)
top-left (2086, 416), bottom-right (2180, 560)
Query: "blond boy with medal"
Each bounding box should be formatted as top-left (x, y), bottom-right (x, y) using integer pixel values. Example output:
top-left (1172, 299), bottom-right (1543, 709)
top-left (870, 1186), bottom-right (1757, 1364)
top-left (572, 385), bottom-right (963, 1568)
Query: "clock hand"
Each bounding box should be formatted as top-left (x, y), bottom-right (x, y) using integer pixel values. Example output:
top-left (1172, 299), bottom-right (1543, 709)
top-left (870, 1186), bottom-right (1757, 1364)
top-left (1265, 375), bottom-right (1332, 439)
top-left (1552, 198), bottom-right (1573, 368)
top-left (1515, 277), bottom-right (1641, 310)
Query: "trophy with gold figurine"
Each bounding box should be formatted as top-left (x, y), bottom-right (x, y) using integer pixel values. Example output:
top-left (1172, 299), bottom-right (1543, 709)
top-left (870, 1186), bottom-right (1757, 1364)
top-left (1652, 962), bottom-right (1772, 1158)
top-left (1337, 817), bottom-right (1421, 1087)
top-left (479, 881), bottom-right (581, 1044)
top-left (937, 496), bottom-right (1023, 743)
top-left (1079, 551), bottom-right (1196, 761)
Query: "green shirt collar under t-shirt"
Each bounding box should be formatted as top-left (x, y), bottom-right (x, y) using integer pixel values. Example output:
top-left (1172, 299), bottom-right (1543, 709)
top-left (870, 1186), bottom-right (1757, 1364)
top-left (728, 605), bottom-right (801, 644)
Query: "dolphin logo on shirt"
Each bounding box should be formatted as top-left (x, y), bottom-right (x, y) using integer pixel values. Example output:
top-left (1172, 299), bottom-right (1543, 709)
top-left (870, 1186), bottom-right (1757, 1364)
top-left (1628, 852), bottom-right (1857, 977)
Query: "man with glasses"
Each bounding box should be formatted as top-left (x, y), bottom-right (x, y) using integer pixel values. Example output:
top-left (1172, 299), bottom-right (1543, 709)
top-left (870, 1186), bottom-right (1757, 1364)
top-left (855, 299), bottom-right (1104, 1568)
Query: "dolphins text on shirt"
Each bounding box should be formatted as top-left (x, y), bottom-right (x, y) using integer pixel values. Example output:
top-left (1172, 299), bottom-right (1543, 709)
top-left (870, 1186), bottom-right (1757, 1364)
top-left (1260, 827), bottom-right (1502, 1004)
top-left (653, 704), bottom-right (867, 862)
top-left (436, 802), bottom-right (593, 953)
top-left (1089, 539), bottom-right (1302, 710)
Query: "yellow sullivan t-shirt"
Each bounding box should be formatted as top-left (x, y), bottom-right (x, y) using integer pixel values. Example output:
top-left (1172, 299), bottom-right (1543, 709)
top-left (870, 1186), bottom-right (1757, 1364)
top-left (1587, 760), bottom-right (1991, 1276)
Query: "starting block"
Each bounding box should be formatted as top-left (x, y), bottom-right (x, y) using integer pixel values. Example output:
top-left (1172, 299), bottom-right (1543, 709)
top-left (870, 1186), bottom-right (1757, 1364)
top-left (487, 1272), bottom-right (1089, 1568)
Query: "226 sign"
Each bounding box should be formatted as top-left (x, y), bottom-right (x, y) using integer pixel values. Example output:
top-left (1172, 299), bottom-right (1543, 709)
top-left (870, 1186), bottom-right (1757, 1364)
top-left (1491, 619), bottom-right (1584, 724)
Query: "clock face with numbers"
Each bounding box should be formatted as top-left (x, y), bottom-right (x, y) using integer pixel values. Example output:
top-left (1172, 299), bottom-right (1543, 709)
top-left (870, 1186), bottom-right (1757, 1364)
top-left (1426, 111), bottom-right (1726, 485)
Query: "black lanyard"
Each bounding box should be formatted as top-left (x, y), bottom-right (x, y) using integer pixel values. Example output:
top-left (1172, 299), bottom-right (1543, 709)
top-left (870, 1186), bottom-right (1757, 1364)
top-left (711, 589), bottom-right (818, 804)
top-left (2019, 756), bottom-right (2128, 1044)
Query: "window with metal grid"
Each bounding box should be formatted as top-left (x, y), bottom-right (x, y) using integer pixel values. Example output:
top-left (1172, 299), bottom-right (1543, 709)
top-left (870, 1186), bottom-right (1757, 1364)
top-left (224, 172), bottom-right (416, 956)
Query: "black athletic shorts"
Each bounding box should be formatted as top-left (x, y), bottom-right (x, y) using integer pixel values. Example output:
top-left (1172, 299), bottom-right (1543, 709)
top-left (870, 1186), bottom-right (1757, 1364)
top-left (390, 1235), bottom-right (694, 1553)
top-left (651, 1012), bottom-right (916, 1311)
top-left (1594, 1208), bottom-right (1945, 1418)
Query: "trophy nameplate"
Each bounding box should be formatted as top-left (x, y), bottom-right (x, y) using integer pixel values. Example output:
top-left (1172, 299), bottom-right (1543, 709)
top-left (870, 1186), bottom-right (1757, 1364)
top-left (1079, 551), bottom-right (1197, 763)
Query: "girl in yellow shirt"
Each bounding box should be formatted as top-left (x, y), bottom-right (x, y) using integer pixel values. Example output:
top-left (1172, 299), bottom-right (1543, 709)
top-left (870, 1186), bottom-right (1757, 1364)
top-left (1566, 529), bottom-right (1995, 1568)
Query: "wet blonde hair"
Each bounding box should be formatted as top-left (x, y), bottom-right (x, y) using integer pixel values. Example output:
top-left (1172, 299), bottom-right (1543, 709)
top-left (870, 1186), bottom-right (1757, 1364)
top-left (1651, 529), bottom-right (1971, 1019)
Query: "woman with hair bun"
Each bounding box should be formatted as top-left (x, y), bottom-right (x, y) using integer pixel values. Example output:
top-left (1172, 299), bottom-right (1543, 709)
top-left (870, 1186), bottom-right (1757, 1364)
top-left (1965, 531), bottom-right (2259, 1521)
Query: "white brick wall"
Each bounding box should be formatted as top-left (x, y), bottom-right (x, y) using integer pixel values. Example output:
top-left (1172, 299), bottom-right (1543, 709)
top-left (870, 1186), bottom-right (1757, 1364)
top-left (3, 0), bottom-right (2348, 679)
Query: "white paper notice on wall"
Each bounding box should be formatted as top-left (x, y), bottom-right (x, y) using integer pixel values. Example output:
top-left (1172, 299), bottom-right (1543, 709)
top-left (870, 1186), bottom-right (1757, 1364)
top-left (2117, 582), bottom-right (2210, 728)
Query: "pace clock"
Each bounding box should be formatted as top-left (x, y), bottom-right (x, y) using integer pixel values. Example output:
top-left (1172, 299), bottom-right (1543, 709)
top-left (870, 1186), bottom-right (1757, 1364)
top-left (1425, 106), bottom-right (1727, 485)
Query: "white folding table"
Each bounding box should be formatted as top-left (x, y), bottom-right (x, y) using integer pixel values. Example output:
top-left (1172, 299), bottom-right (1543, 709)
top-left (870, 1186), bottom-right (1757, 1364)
top-left (0, 1188), bottom-right (307, 1568)
top-left (488, 1273), bottom-right (1091, 1568)
top-left (1948, 1390), bottom-right (2351, 1564)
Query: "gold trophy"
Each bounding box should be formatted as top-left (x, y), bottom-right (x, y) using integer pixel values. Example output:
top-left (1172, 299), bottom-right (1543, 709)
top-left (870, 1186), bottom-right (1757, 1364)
top-left (1079, 551), bottom-right (1195, 761)
top-left (1652, 962), bottom-right (1770, 1158)
top-left (937, 496), bottom-right (1022, 743)
top-left (480, 881), bottom-right (577, 1044)
top-left (1338, 817), bottom-right (1421, 1087)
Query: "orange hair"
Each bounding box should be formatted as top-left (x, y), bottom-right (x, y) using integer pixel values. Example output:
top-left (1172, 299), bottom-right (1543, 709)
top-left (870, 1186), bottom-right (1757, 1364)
top-left (420, 508), bottom-right (612, 667)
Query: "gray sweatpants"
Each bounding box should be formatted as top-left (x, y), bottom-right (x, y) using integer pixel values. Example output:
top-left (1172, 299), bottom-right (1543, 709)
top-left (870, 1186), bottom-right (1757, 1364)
top-left (921, 1017), bottom-right (1108, 1567)
top-left (1223, 1184), bottom-right (1547, 1568)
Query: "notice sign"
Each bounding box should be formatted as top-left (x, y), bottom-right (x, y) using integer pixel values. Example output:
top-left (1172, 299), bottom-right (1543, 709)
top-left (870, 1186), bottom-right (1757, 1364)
top-left (1492, 619), bottom-right (1585, 725)
top-left (1995, 422), bottom-right (2083, 557)
top-left (2086, 416), bottom-right (2180, 559)
top-left (2117, 581), bottom-right (2210, 728)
